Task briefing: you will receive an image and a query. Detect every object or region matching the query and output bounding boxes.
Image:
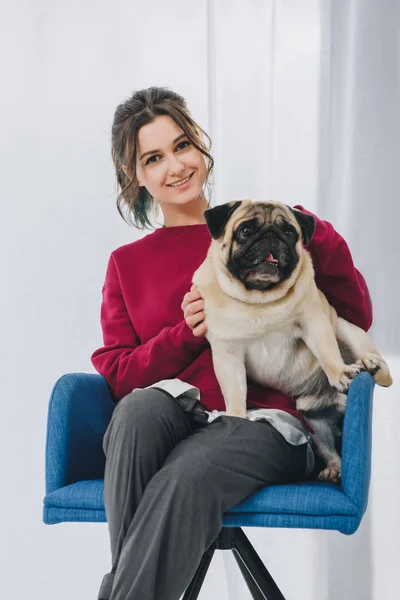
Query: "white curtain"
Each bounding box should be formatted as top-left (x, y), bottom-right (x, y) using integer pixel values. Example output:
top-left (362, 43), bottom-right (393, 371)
top-left (316, 3), bottom-right (400, 599)
top-left (317, 0), bottom-right (400, 355)
top-left (1, 0), bottom-right (399, 598)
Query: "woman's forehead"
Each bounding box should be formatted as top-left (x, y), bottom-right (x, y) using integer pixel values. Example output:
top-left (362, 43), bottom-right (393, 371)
top-left (137, 115), bottom-right (183, 153)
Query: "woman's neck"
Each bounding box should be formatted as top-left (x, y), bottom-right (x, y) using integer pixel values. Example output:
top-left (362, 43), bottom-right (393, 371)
top-left (161, 195), bottom-right (209, 228)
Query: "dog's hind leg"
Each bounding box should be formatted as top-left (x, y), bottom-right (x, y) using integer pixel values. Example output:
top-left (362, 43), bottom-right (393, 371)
top-left (300, 411), bottom-right (342, 484)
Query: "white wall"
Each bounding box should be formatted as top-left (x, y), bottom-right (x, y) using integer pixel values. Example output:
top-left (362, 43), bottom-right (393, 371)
top-left (1, 1), bottom-right (398, 599)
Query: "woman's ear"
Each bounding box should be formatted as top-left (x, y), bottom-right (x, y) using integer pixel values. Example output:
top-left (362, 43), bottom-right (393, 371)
top-left (130, 164), bottom-right (144, 186)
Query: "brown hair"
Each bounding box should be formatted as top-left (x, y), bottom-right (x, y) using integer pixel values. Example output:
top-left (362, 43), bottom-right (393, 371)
top-left (111, 86), bottom-right (214, 230)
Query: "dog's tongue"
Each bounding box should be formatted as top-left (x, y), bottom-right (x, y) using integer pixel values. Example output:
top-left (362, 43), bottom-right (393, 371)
top-left (265, 252), bottom-right (279, 264)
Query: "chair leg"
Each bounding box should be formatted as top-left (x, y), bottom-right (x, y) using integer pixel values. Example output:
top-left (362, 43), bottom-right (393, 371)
top-left (233, 528), bottom-right (286, 600)
top-left (182, 546), bottom-right (215, 600)
top-left (232, 550), bottom-right (268, 599)
top-left (183, 527), bottom-right (286, 600)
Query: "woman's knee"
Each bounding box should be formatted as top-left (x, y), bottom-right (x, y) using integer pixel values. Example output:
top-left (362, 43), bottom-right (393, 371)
top-left (161, 453), bottom-right (214, 495)
top-left (111, 388), bottom-right (177, 428)
top-left (102, 388), bottom-right (190, 458)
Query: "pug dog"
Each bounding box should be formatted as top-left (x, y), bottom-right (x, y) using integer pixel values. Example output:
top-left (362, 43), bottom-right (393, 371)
top-left (192, 200), bottom-right (393, 483)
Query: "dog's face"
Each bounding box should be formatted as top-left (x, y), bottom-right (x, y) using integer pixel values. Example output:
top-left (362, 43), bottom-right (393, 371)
top-left (204, 200), bottom-right (316, 292)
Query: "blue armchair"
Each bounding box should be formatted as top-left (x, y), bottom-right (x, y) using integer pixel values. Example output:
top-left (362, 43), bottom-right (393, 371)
top-left (43, 371), bottom-right (374, 599)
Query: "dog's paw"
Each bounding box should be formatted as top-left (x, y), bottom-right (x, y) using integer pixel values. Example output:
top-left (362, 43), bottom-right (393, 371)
top-left (330, 364), bottom-right (365, 394)
top-left (317, 463), bottom-right (341, 484)
top-left (355, 353), bottom-right (393, 387)
top-left (295, 395), bottom-right (315, 412)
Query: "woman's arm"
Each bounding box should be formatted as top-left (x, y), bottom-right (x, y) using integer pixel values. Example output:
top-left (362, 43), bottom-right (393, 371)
top-left (91, 254), bottom-right (209, 401)
top-left (294, 204), bottom-right (373, 332)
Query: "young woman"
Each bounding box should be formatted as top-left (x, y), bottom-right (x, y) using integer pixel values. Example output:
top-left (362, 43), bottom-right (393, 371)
top-left (91, 86), bottom-right (373, 600)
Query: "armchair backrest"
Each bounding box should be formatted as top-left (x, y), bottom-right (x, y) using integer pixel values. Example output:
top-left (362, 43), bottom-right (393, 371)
top-left (45, 373), bottom-right (115, 495)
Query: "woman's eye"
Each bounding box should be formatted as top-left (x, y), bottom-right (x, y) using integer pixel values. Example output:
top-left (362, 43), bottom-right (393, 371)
top-left (146, 155), bottom-right (160, 165)
top-left (145, 140), bottom-right (191, 165)
top-left (177, 140), bottom-right (191, 151)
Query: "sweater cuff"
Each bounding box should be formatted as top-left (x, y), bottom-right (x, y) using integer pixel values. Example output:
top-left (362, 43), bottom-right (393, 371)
top-left (166, 319), bottom-right (209, 358)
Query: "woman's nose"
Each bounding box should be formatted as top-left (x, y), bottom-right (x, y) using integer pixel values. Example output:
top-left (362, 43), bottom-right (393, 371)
top-left (166, 154), bottom-right (186, 175)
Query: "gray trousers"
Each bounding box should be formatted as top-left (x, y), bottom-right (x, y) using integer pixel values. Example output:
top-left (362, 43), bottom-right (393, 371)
top-left (98, 387), bottom-right (309, 600)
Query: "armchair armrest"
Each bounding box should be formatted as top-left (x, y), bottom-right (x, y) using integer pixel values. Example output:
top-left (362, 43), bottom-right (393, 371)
top-left (341, 371), bottom-right (375, 515)
top-left (45, 373), bottom-right (116, 495)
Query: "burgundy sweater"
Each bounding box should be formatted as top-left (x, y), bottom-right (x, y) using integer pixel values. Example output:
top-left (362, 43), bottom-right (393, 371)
top-left (91, 205), bottom-right (373, 429)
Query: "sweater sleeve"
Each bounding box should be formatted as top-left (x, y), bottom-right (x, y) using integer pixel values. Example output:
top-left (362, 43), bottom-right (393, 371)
top-left (294, 204), bottom-right (373, 332)
top-left (91, 254), bottom-right (209, 401)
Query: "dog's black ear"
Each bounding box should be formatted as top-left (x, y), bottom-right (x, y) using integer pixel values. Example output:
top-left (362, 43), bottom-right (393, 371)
top-left (204, 201), bottom-right (242, 239)
top-left (286, 206), bottom-right (316, 245)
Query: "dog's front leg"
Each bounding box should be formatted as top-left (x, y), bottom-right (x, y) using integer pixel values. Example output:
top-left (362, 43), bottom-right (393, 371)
top-left (300, 311), bottom-right (363, 394)
top-left (208, 338), bottom-right (248, 418)
top-left (336, 318), bottom-right (393, 387)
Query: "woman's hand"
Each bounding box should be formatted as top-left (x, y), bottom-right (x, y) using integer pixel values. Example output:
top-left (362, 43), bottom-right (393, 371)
top-left (181, 284), bottom-right (208, 337)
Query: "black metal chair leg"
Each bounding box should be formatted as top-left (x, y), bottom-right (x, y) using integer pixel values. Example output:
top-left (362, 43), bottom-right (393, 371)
top-left (182, 547), bottom-right (215, 600)
top-left (234, 528), bottom-right (286, 600)
top-left (232, 549), bottom-right (267, 599)
top-left (183, 527), bottom-right (286, 600)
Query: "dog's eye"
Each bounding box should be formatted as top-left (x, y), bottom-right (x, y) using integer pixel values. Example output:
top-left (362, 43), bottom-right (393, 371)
top-left (238, 227), bottom-right (251, 240)
top-left (237, 225), bottom-right (253, 240)
top-left (284, 228), bottom-right (297, 243)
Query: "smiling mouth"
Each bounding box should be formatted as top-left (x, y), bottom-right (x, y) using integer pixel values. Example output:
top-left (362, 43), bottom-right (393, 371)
top-left (167, 172), bottom-right (194, 187)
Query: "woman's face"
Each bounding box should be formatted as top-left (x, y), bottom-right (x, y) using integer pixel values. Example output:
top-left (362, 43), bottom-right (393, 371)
top-left (132, 115), bottom-right (207, 206)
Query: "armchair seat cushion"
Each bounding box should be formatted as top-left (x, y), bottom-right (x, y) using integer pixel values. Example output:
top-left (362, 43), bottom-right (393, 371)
top-left (43, 477), bottom-right (358, 534)
top-left (228, 480), bottom-right (354, 515)
top-left (44, 479), bottom-right (105, 511)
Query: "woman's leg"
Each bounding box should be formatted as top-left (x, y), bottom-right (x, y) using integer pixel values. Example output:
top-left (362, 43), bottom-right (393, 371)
top-left (109, 413), bottom-right (309, 600)
top-left (98, 388), bottom-right (197, 600)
